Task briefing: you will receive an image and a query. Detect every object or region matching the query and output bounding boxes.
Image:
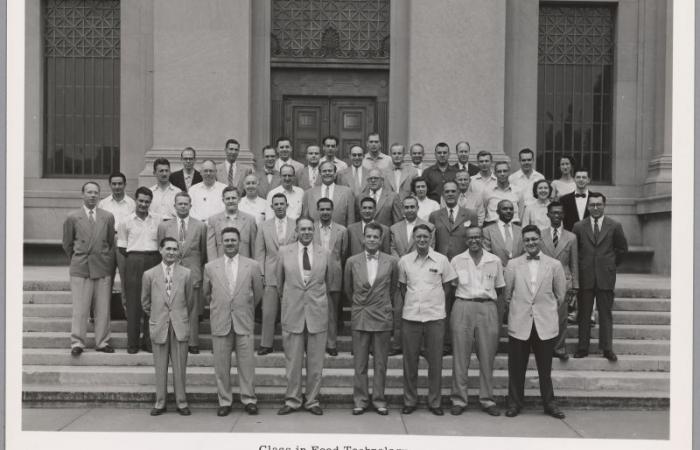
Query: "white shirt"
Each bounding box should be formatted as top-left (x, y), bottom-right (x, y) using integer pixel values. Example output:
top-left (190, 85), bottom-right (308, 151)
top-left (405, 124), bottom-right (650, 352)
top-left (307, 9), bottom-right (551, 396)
top-left (398, 249), bottom-right (458, 322)
top-left (508, 169), bottom-right (545, 203)
top-left (319, 222), bottom-right (333, 250)
top-left (320, 183), bottom-right (336, 200)
top-left (445, 205), bottom-right (460, 222)
top-left (366, 251), bottom-right (379, 285)
top-left (239, 195), bottom-right (268, 225)
top-left (470, 172), bottom-right (497, 194)
top-left (265, 185), bottom-right (304, 220)
top-left (162, 261), bottom-right (175, 280)
top-left (550, 225), bottom-right (563, 242)
top-left (393, 168), bottom-right (403, 192)
top-left (527, 252), bottom-right (540, 292)
top-left (368, 187), bottom-right (382, 202)
top-left (176, 216), bottom-right (190, 240)
top-left (324, 157), bottom-right (348, 172)
top-left (416, 197), bottom-right (441, 221)
top-left (497, 220), bottom-right (515, 258)
top-left (298, 243), bottom-right (314, 283)
top-left (362, 153), bottom-right (392, 172)
top-left (405, 219), bottom-right (416, 241)
top-left (574, 190), bottom-right (589, 222)
top-left (352, 166), bottom-right (364, 184)
top-left (188, 181), bottom-right (227, 223)
top-left (117, 212), bottom-right (163, 252)
top-left (412, 163), bottom-right (424, 176)
top-left (225, 254), bottom-right (239, 292)
top-left (591, 215), bottom-right (604, 233)
top-left (83, 205), bottom-right (97, 221)
top-left (451, 249), bottom-right (505, 300)
top-left (306, 165), bottom-right (320, 186)
top-left (98, 194), bottom-right (136, 231)
top-left (149, 183), bottom-right (181, 219)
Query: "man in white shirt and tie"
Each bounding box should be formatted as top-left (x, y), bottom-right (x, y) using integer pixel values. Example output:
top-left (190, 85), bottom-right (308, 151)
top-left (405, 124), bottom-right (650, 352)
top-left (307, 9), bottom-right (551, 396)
top-left (337, 145), bottom-right (368, 197)
top-left (216, 138), bottom-right (254, 189)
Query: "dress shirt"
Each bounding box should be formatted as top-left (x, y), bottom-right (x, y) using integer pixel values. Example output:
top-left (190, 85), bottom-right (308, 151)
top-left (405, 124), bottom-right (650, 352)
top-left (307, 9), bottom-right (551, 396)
top-left (592, 215), bottom-right (605, 234)
top-left (320, 183), bottom-right (336, 200)
top-left (412, 163), bottom-right (424, 176)
top-left (319, 222), bottom-right (333, 250)
top-left (275, 217), bottom-right (287, 241)
top-left (470, 172), bottom-right (497, 194)
top-left (527, 252), bottom-right (541, 292)
top-left (182, 169), bottom-right (196, 190)
top-left (550, 225), bottom-right (563, 244)
top-left (368, 188), bottom-right (382, 202)
top-left (441, 190), bottom-right (485, 226)
top-left (574, 190), bottom-right (589, 222)
top-left (451, 250), bottom-right (505, 300)
top-left (484, 184), bottom-right (522, 223)
top-left (508, 169), bottom-right (545, 203)
top-left (149, 183), bottom-right (181, 219)
top-left (223, 161), bottom-right (240, 184)
top-left (366, 251), bottom-right (379, 285)
top-left (416, 197), bottom-right (441, 221)
top-left (324, 157), bottom-right (348, 172)
top-left (398, 249), bottom-right (457, 322)
top-left (352, 166), bottom-right (364, 186)
top-left (306, 165), bottom-right (320, 186)
top-left (98, 194), bottom-right (136, 231)
top-left (497, 220), bottom-right (515, 258)
top-left (176, 216), bottom-right (190, 242)
top-left (297, 243), bottom-right (314, 283)
top-left (265, 185), bottom-right (304, 220)
top-left (188, 181), bottom-right (227, 223)
top-left (393, 168), bottom-right (403, 192)
top-left (83, 205), bottom-right (97, 221)
top-left (225, 254), bottom-right (239, 292)
top-left (117, 212), bottom-right (162, 252)
top-left (405, 220), bottom-right (416, 241)
top-left (238, 195), bottom-right (268, 225)
top-left (521, 199), bottom-right (550, 231)
top-left (362, 153), bottom-right (393, 172)
top-left (446, 205), bottom-right (460, 224)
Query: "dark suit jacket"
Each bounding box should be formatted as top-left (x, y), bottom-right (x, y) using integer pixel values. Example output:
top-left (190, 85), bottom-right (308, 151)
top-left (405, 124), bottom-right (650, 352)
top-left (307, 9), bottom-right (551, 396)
top-left (255, 169), bottom-right (282, 199)
top-left (344, 251), bottom-right (399, 332)
top-left (572, 216), bottom-right (628, 290)
top-left (347, 221), bottom-right (391, 257)
top-left (428, 206), bottom-right (479, 261)
top-left (559, 190), bottom-right (600, 231)
top-left (62, 208), bottom-right (116, 279)
top-left (451, 162), bottom-right (480, 177)
top-left (169, 169), bottom-right (202, 192)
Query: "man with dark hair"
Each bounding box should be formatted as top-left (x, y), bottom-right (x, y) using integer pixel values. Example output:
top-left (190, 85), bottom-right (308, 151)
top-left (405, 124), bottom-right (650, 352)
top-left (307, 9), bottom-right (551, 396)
top-left (423, 142), bottom-right (458, 202)
top-left (347, 196), bottom-right (391, 256)
top-left (337, 145), bottom-right (368, 197)
top-left (255, 146), bottom-right (282, 198)
top-left (509, 148), bottom-right (544, 203)
top-left (572, 193), bottom-right (628, 361)
top-left (302, 160), bottom-right (355, 226)
top-left (273, 136), bottom-right (304, 174)
top-left (483, 161), bottom-right (523, 225)
top-left (321, 135), bottom-right (348, 171)
top-left (207, 186), bottom-right (257, 259)
top-left (559, 168), bottom-right (600, 231)
top-left (216, 138), bottom-right (254, 188)
top-left (409, 143), bottom-right (426, 176)
top-left (362, 132), bottom-right (392, 172)
top-left (470, 150), bottom-right (497, 195)
top-left (452, 141), bottom-right (480, 176)
top-left (170, 147), bottom-right (203, 192)
top-left (297, 144), bottom-right (323, 190)
top-left (63, 181), bottom-right (116, 356)
top-left (150, 158), bottom-right (181, 219)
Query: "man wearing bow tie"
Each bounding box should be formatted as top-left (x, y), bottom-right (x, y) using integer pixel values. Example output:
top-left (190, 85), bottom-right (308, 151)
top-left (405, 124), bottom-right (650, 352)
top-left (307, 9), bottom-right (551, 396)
top-left (254, 146), bottom-right (282, 199)
top-left (558, 168), bottom-right (600, 231)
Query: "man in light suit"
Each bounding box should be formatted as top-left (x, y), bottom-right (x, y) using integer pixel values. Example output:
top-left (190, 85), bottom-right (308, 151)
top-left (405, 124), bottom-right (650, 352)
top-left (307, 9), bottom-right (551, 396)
top-left (254, 192), bottom-right (297, 355)
top-left (382, 143), bottom-right (417, 199)
top-left (141, 237), bottom-right (194, 416)
top-left (337, 145), bottom-right (368, 197)
top-left (296, 144), bottom-right (323, 190)
top-left (504, 225), bottom-right (567, 419)
top-left (540, 201), bottom-right (579, 361)
top-left (157, 192), bottom-right (207, 354)
top-left (203, 226), bottom-right (264, 416)
top-left (482, 199), bottom-right (524, 268)
top-left (255, 145), bottom-right (282, 199)
top-left (572, 193), bottom-right (628, 361)
top-left (169, 147), bottom-right (202, 192)
top-left (312, 197), bottom-right (348, 356)
top-left (359, 168), bottom-right (402, 227)
top-left (216, 138), bottom-right (254, 188)
top-left (62, 181), bottom-right (116, 356)
top-left (447, 170), bottom-right (485, 226)
top-left (348, 197), bottom-right (391, 256)
top-left (344, 223), bottom-right (399, 415)
top-left (276, 218), bottom-right (331, 416)
top-left (207, 186), bottom-right (257, 259)
top-left (302, 160), bottom-right (355, 226)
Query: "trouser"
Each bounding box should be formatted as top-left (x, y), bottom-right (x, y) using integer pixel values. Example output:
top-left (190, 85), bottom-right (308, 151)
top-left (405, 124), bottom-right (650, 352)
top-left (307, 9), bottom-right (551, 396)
top-left (260, 286), bottom-right (279, 348)
top-left (391, 290), bottom-right (404, 351)
top-left (402, 318), bottom-right (444, 408)
top-left (110, 244), bottom-right (127, 297)
top-left (450, 299), bottom-right (499, 408)
top-left (212, 330), bottom-right (257, 407)
top-left (326, 291), bottom-right (341, 350)
top-left (352, 329), bottom-right (391, 409)
top-left (578, 289), bottom-right (615, 352)
top-left (282, 326), bottom-right (327, 409)
top-left (554, 297), bottom-right (569, 354)
top-left (152, 324), bottom-right (189, 409)
top-left (443, 290), bottom-right (455, 351)
top-left (507, 324), bottom-right (557, 410)
top-left (125, 251), bottom-right (160, 349)
top-left (188, 287), bottom-right (202, 347)
top-left (70, 276), bottom-right (111, 349)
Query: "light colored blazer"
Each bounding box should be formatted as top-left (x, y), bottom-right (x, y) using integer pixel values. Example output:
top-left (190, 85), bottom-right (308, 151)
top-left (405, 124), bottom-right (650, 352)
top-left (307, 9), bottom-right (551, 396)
top-left (157, 217), bottom-right (207, 284)
top-left (141, 264), bottom-right (193, 344)
top-left (62, 208), bottom-right (116, 278)
top-left (572, 216), bottom-right (628, 290)
top-left (337, 166), bottom-right (368, 197)
top-left (312, 222), bottom-right (348, 292)
top-left (275, 243), bottom-right (331, 334)
top-left (382, 165), bottom-right (418, 199)
top-left (540, 227), bottom-right (579, 290)
top-left (344, 251), bottom-right (398, 332)
top-left (207, 211), bottom-right (257, 260)
top-left (482, 222), bottom-right (524, 268)
top-left (296, 165), bottom-right (323, 190)
top-left (302, 184), bottom-right (356, 227)
top-left (358, 188), bottom-right (402, 227)
top-left (216, 161), bottom-right (254, 188)
top-left (347, 221), bottom-right (391, 256)
top-left (254, 217), bottom-right (297, 286)
top-left (203, 255), bottom-right (264, 336)
top-left (255, 169), bottom-right (282, 199)
top-left (504, 253), bottom-right (567, 341)
top-left (389, 218), bottom-right (434, 257)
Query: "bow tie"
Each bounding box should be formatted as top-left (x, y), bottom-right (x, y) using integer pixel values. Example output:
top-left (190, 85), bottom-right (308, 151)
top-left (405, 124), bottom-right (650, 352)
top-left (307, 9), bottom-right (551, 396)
top-left (366, 254), bottom-right (378, 261)
top-left (526, 254), bottom-right (540, 260)
top-left (574, 193), bottom-right (586, 198)
top-left (265, 170), bottom-right (274, 174)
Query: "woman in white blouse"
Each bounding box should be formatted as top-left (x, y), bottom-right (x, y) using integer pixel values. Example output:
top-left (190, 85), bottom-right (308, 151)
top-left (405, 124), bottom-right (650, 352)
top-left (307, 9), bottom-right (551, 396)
top-left (238, 173), bottom-right (268, 225)
top-left (551, 155), bottom-right (576, 199)
top-left (521, 179), bottom-right (552, 231)
top-left (412, 176), bottom-right (440, 221)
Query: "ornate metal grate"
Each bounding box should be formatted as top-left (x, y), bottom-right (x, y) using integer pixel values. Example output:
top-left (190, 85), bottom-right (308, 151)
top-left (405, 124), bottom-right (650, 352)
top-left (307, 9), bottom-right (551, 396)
top-left (271, 0), bottom-right (390, 62)
top-left (44, 0), bottom-right (120, 58)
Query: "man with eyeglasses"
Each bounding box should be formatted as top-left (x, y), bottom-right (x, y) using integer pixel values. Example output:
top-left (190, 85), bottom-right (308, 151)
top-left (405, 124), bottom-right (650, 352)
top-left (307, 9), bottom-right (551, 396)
top-left (170, 147), bottom-right (202, 192)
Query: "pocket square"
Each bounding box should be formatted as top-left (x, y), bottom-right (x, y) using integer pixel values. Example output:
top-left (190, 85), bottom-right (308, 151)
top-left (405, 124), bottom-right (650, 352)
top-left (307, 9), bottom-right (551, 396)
top-left (463, 221), bottom-right (471, 227)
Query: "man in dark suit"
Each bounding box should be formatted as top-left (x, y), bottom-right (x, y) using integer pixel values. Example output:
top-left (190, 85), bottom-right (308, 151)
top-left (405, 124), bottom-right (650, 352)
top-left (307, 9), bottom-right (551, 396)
top-left (62, 181), bottom-right (116, 356)
top-left (169, 147), bottom-right (202, 192)
top-left (302, 160), bottom-right (355, 227)
top-left (348, 197), bottom-right (391, 256)
top-left (358, 168), bottom-right (402, 227)
top-left (344, 223), bottom-right (399, 415)
top-left (539, 201), bottom-right (579, 361)
top-left (423, 142), bottom-right (458, 202)
top-left (559, 168), bottom-right (599, 231)
top-left (572, 193), bottom-right (628, 361)
top-left (452, 141), bottom-right (480, 176)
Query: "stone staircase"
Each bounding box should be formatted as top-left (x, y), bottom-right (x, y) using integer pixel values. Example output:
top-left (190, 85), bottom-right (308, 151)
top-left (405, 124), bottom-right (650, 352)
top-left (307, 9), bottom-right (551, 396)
top-left (22, 273), bottom-right (670, 408)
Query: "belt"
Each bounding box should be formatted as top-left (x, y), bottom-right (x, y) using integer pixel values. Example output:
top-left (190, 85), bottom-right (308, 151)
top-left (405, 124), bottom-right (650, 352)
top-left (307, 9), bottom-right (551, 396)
top-left (456, 297), bottom-right (492, 303)
top-left (127, 251), bottom-right (159, 255)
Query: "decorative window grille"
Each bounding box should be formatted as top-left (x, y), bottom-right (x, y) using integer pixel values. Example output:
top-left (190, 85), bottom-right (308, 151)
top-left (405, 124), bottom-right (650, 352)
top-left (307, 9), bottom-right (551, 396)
top-left (43, 0), bottom-right (120, 177)
top-left (271, 0), bottom-right (390, 64)
top-left (536, 4), bottom-right (615, 184)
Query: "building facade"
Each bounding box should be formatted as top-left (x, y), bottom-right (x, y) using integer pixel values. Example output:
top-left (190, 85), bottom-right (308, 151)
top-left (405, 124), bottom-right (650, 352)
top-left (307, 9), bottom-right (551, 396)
top-left (23, 0), bottom-right (672, 273)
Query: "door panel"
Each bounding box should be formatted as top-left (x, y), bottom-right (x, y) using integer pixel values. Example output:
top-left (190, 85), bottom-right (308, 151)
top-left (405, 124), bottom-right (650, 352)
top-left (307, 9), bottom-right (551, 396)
top-left (330, 98), bottom-right (376, 161)
top-left (283, 97), bottom-right (329, 161)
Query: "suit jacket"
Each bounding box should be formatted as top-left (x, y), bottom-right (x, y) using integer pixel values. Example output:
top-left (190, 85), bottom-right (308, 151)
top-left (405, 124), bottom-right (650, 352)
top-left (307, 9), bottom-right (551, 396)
top-left (302, 184), bottom-right (356, 227)
top-left (540, 227), bottom-right (579, 290)
top-left (572, 216), bottom-right (628, 290)
top-left (504, 253), bottom-right (567, 341)
top-left (62, 208), bottom-right (116, 279)
top-left (203, 255), bottom-right (264, 336)
top-left (358, 188), bottom-right (402, 227)
top-left (254, 217), bottom-right (297, 286)
top-left (313, 222), bottom-right (348, 292)
top-left (451, 162), bottom-right (480, 177)
top-left (216, 161), bottom-right (254, 188)
top-left (141, 264), bottom-right (193, 344)
top-left (337, 166), bottom-right (368, 197)
top-left (276, 243), bottom-right (331, 334)
top-left (382, 165), bottom-right (418, 199)
top-left (157, 217), bottom-right (207, 284)
top-left (206, 211), bottom-right (257, 260)
top-left (390, 218), bottom-right (435, 257)
top-left (347, 221), bottom-right (391, 257)
top-left (296, 165), bottom-right (323, 190)
top-left (169, 169), bottom-right (203, 192)
top-left (482, 222), bottom-right (524, 267)
top-left (428, 207), bottom-right (479, 261)
top-left (255, 169), bottom-right (282, 199)
top-left (559, 190), bottom-right (600, 231)
top-left (344, 251), bottom-right (399, 332)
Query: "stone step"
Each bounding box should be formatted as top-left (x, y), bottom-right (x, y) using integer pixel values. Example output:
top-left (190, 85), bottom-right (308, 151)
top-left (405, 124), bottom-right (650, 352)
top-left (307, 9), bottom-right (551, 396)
top-left (22, 317), bottom-right (671, 340)
top-left (23, 332), bottom-right (671, 355)
top-left (22, 365), bottom-right (669, 392)
top-left (22, 348), bottom-right (670, 372)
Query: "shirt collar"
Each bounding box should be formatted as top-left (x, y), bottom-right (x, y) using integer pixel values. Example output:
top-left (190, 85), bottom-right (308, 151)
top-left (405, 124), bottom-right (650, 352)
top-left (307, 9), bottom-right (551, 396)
top-left (226, 254), bottom-right (239, 264)
top-left (299, 242), bottom-right (313, 253)
top-left (498, 219), bottom-right (512, 228)
top-left (365, 251), bottom-right (379, 260)
top-left (413, 248), bottom-right (437, 262)
top-left (592, 215), bottom-right (604, 223)
top-left (83, 205), bottom-right (96, 217)
top-left (162, 261), bottom-right (175, 273)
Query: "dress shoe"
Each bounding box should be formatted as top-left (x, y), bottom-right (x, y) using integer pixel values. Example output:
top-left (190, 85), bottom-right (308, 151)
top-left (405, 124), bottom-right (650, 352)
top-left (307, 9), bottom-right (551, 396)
top-left (70, 347), bottom-right (83, 357)
top-left (127, 347), bottom-right (139, 354)
top-left (257, 346), bottom-right (273, 356)
top-left (188, 346), bottom-right (199, 355)
top-left (141, 343), bottom-right (152, 353)
top-left (352, 407), bottom-right (366, 415)
top-left (176, 407), bottom-right (191, 416)
top-left (150, 407), bottom-right (166, 416)
top-left (308, 405), bottom-right (323, 415)
top-left (442, 348), bottom-right (452, 356)
top-left (244, 403), bottom-right (259, 415)
top-left (505, 407), bottom-right (520, 418)
top-left (96, 345), bottom-right (114, 353)
top-left (482, 404), bottom-right (501, 416)
top-left (603, 350), bottom-right (618, 362)
top-left (544, 405), bottom-right (565, 419)
top-left (573, 350), bottom-right (589, 359)
top-left (326, 347), bottom-right (338, 356)
top-left (388, 349), bottom-right (402, 356)
top-left (217, 406), bottom-right (232, 417)
top-left (553, 351), bottom-right (569, 361)
top-left (450, 405), bottom-right (465, 416)
top-left (277, 405), bottom-right (298, 415)
top-left (401, 405), bottom-right (416, 414)
top-left (428, 407), bottom-right (444, 416)
top-left (375, 407), bottom-right (389, 416)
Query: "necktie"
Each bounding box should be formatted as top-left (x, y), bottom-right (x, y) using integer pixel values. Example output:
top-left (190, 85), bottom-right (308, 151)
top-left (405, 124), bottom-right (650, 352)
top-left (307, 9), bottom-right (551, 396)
top-left (165, 266), bottom-right (172, 297)
top-left (594, 218), bottom-right (600, 241)
top-left (355, 167), bottom-right (361, 186)
top-left (303, 247), bottom-right (311, 270)
top-left (552, 228), bottom-right (559, 248)
top-left (179, 219), bottom-right (186, 243)
top-left (226, 257), bottom-right (236, 293)
top-left (448, 208), bottom-right (454, 224)
top-left (504, 223), bottom-right (513, 254)
top-left (88, 209), bottom-right (95, 224)
top-left (228, 163), bottom-right (234, 186)
top-left (323, 185), bottom-right (329, 199)
top-left (276, 220), bottom-right (285, 242)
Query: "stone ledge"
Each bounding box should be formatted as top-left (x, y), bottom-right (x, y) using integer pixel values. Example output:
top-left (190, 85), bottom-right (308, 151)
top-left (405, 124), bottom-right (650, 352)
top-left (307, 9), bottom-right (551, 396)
top-left (636, 195), bottom-right (672, 215)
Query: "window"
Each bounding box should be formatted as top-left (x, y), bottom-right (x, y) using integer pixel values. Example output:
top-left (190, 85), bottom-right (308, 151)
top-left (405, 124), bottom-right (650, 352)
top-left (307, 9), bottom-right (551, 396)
top-left (43, 0), bottom-right (120, 177)
top-left (536, 4), bottom-right (615, 183)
